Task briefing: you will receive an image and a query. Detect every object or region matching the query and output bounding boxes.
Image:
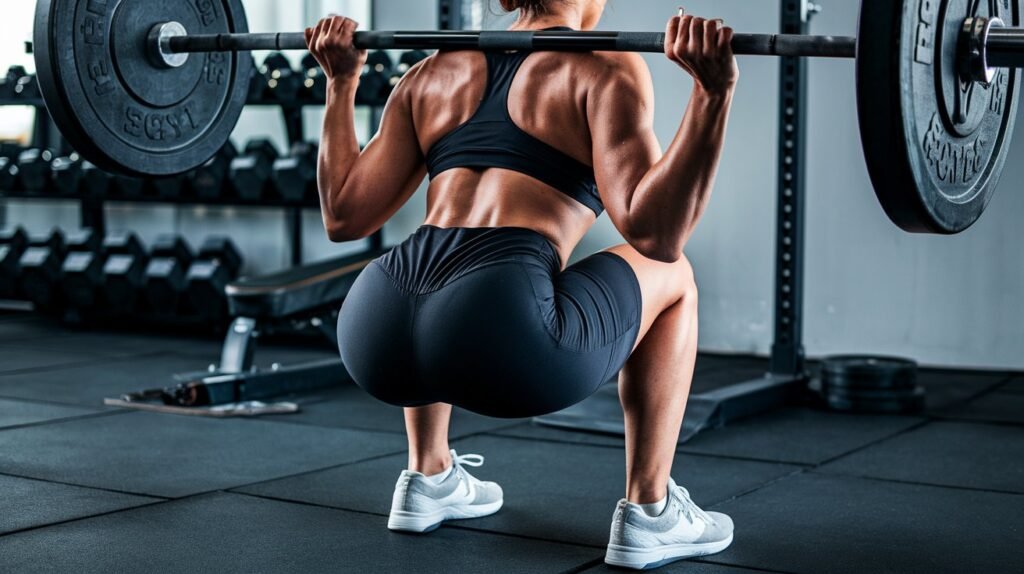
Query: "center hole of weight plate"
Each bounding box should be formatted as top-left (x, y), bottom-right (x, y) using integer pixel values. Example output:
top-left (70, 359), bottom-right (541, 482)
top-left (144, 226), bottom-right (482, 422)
top-left (110, 0), bottom-right (205, 108)
top-left (937, 0), bottom-right (1001, 137)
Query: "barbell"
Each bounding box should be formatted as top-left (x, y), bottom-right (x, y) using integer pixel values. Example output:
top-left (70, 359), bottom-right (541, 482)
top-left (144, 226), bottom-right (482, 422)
top-left (31, 0), bottom-right (1022, 234)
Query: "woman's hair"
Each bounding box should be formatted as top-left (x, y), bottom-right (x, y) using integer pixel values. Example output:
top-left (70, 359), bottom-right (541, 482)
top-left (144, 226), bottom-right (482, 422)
top-left (500, 0), bottom-right (562, 14)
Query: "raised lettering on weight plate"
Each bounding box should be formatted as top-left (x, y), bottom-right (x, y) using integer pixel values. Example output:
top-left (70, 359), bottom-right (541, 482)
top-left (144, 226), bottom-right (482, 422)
top-left (195, 0), bottom-right (219, 27)
top-left (206, 53), bottom-right (227, 86)
top-left (989, 71), bottom-right (1007, 113)
top-left (922, 114), bottom-right (986, 184)
top-left (87, 59), bottom-right (115, 96)
top-left (123, 106), bottom-right (198, 141)
top-left (915, 0), bottom-right (935, 65)
top-left (79, 0), bottom-right (108, 45)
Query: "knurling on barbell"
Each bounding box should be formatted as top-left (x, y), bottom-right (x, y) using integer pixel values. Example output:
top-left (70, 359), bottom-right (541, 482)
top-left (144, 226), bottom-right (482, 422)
top-left (32, 0), bottom-right (1021, 234)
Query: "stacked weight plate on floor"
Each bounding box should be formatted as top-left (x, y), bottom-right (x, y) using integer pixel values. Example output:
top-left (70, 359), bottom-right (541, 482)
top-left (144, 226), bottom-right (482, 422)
top-left (33, 0), bottom-right (252, 177)
top-left (819, 356), bottom-right (925, 414)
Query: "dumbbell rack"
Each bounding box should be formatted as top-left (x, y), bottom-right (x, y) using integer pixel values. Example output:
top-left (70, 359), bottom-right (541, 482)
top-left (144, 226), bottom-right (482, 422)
top-left (0, 84), bottom-right (386, 267)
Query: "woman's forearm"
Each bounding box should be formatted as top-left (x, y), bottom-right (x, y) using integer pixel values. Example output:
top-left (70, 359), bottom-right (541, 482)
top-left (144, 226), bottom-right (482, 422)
top-left (318, 78), bottom-right (362, 223)
top-left (629, 87), bottom-right (734, 260)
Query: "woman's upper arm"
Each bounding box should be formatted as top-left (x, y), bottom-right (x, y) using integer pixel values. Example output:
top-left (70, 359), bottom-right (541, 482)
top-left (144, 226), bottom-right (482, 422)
top-left (587, 54), bottom-right (662, 242)
top-left (336, 69), bottom-right (428, 233)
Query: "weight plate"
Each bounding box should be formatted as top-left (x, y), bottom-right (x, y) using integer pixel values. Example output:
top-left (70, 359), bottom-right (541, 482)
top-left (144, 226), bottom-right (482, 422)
top-left (827, 383), bottom-right (924, 401)
top-left (34, 0), bottom-right (252, 176)
top-left (857, 0), bottom-right (1020, 234)
top-left (821, 355), bottom-right (919, 390)
top-left (825, 385), bottom-right (927, 414)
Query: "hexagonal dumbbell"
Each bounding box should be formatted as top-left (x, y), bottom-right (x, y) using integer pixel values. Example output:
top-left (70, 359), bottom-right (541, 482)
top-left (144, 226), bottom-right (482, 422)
top-left (229, 139), bottom-right (279, 202)
top-left (101, 233), bottom-right (148, 316)
top-left (188, 142), bottom-right (238, 201)
top-left (144, 235), bottom-right (194, 316)
top-left (357, 51), bottom-right (394, 106)
top-left (51, 153), bottom-right (83, 196)
top-left (260, 52), bottom-right (301, 104)
top-left (0, 227), bottom-right (28, 299)
top-left (271, 142), bottom-right (317, 203)
top-left (16, 148), bottom-right (55, 194)
top-left (186, 237), bottom-right (243, 323)
top-left (80, 162), bottom-right (113, 199)
top-left (19, 228), bottom-right (99, 312)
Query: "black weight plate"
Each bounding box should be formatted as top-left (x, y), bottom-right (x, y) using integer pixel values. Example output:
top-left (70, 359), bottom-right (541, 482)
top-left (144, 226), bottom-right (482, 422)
top-left (822, 355), bottom-right (919, 390)
top-left (857, 0), bottom-right (1020, 234)
top-left (827, 384), bottom-right (925, 401)
top-left (826, 386), bottom-right (926, 414)
top-left (34, 0), bottom-right (252, 177)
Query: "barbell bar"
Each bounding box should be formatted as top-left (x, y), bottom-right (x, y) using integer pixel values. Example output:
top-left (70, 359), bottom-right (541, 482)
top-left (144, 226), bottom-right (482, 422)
top-left (30, 0), bottom-right (1023, 235)
top-left (161, 20), bottom-right (1024, 86)
top-left (163, 29), bottom-right (859, 60)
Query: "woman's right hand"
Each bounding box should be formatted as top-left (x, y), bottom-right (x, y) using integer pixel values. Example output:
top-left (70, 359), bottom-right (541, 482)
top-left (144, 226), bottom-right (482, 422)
top-left (305, 15), bottom-right (368, 82)
top-left (664, 12), bottom-right (738, 95)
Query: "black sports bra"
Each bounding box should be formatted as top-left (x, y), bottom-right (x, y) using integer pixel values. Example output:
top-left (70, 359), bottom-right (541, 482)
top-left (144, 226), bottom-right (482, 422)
top-left (424, 32), bottom-right (603, 216)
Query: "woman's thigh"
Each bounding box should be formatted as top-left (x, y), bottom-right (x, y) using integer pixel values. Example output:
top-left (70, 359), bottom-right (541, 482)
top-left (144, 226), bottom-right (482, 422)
top-left (602, 244), bottom-right (697, 352)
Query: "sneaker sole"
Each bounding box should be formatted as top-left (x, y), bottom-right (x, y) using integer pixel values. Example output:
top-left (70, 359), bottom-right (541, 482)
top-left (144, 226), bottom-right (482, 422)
top-left (387, 500), bottom-right (504, 533)
top-left (604, 535), bottom-right (734, 570)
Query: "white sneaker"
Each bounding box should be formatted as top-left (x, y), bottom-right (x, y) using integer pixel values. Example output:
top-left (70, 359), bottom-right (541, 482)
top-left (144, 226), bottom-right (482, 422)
top-left (387, 450), bottom-right (504, 533)
top-left (605, 478), bottom-right (734, 570)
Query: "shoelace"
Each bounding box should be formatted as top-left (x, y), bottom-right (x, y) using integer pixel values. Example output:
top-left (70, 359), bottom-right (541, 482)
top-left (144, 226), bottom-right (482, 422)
top-left (450, 450), bottom-right (485, 469)
top-left (674, 485), bottom-right (714, 526)
top-left (449, 451), bottom-right (485, 497)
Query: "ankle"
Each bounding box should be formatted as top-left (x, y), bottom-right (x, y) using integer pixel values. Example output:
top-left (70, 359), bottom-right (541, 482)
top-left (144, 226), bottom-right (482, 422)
top-left (627, 483), bottom-right (668, 506)
top-left (408, 450), bottom-right (453, 476)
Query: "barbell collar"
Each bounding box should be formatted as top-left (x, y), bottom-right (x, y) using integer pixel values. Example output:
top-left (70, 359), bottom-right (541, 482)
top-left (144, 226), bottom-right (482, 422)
top-left (166, 29), bottom-right (858, 59)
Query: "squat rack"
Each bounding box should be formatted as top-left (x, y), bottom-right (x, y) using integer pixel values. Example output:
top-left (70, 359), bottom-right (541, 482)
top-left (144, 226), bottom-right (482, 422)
top-left (534, 0), bottom-right (815, 441)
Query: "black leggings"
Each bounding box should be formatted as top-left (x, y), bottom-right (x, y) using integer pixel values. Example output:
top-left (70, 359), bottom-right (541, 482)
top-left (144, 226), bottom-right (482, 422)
top-left (337, 226), bottom-right (642, 419)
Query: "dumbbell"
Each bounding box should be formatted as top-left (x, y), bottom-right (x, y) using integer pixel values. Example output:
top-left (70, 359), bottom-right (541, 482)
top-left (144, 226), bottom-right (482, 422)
top-left (0, 66), bottom-right (27, 99)
top-left (151, 174), bottom-right (186, 201)
top-left (101, 233), bottom-right (148, 315)
top-left (260, 53), bottom-right (301, 103)
top-left (18, 228), bottom-right (97, 311)
top-left (300, 53), bottom-right (326, 102)
top-left (111, 173), bottom-right (148, 199)
top-left (188, 141), bottom-right (238, 200)
top-left (0, 227), bottom-right (28, 298)
top-left (271, 142), bottom-right (317, 203)
top-left (62, 236), bottom-right (107, 311)
top-left (51, 154), bottom-right (83, 196)
top-left (357, 51), bottom-right (394, 106)
top-left (143, 235), bottom-right (194, 315)
top-left (8, 230), bottom-right (63, 301)
top-left (186, 237), bottom-right (243, 323)
top-left (246, 63), bottom-right (265, 103)
top-left (81, 161), bottom-right (113, 198)
top-left (0, 142), bottom-right (24, 159)
top-left (14, 74), bottom-right (39, 100)
top-left (0, 154), bottom-right (19, 191)
top-left (228, 139), bottom-right (279, 201)
top-left (17, 148), bottom-right (55, 194)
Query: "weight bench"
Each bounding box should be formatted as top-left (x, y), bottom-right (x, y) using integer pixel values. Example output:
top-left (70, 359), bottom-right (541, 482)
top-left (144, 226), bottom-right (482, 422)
top-left (109, 245), bottom-right (386, 411)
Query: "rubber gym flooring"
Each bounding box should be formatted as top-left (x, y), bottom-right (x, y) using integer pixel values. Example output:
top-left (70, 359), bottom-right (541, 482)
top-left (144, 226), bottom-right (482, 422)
top-left (0, 313), bottom-right (1021, 573)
